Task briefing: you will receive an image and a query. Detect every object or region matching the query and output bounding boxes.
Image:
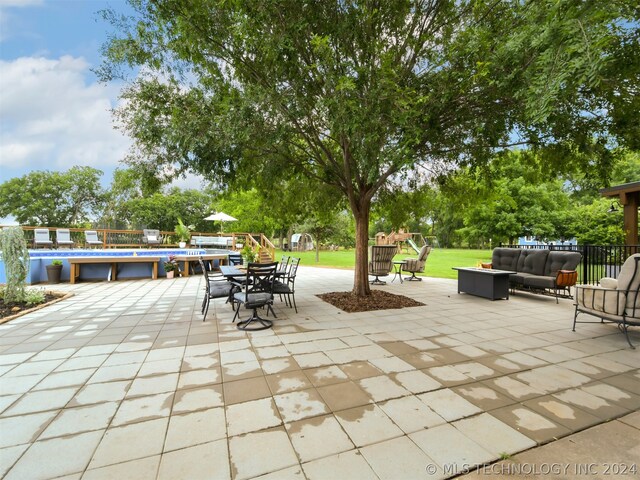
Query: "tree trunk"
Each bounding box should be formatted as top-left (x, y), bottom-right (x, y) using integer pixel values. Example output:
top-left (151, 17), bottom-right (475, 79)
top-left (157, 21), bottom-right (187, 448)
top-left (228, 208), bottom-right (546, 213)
top-left (352, 204), bottom-right (371, 297)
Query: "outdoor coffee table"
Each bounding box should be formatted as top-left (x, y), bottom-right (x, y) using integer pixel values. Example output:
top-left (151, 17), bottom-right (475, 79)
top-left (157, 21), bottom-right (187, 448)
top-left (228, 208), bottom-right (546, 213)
top-left (392, 260), bottom-right (407, 284)
top-left (452, 267), bottom-right (516, 300)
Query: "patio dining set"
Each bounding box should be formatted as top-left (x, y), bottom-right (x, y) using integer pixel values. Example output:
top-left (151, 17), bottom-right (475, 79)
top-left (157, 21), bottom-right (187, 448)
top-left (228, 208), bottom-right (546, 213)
top-left (199, 255), bottom-right (300, 332)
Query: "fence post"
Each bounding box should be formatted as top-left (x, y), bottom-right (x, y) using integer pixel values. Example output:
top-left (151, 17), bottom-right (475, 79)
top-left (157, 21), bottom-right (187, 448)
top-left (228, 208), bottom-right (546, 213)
top-left (582, 245), bottom-right (590, 285)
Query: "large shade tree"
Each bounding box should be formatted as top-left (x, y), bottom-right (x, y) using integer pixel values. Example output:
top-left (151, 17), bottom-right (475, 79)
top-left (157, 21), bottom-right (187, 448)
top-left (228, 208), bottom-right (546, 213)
top-left (101, 0), bottom-right (638, 296)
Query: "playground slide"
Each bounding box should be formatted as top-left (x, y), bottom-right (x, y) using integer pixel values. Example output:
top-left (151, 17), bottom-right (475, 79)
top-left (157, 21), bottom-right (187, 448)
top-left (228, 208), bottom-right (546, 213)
top-left (407, 238), bottom-right (420, 254)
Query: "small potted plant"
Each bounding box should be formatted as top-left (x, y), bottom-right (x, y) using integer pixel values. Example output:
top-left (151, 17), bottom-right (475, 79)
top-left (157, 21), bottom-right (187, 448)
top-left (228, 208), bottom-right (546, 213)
top-left (46, 259), bottom-right (63, 284)
top-left (240, 244), bottom-right (259, 264)
top-left (174, 218), bottom-right (193, 248)
top-left (163, 255), bottom-right (180, 279)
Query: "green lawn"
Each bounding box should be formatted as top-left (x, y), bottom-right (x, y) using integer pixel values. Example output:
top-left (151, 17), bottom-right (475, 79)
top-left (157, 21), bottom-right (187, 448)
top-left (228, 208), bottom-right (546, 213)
top-left (278, 248), bottom-right (492, 280)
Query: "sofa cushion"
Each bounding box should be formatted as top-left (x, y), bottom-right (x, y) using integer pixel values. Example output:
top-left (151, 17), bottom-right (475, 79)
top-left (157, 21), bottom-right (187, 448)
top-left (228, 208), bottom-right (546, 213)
top-left (616, 254), bottom-right (640, 312)
top-left (617, 254), bottom-right (640, 289)
top-left (405, 258), bottom-right (422, 271)
top-left (524, 275), bottom-right (556, 289)
top-left (509, 272), bottom-right (533, 286)
top-left (418, 245), bottom-right (431, 261)
top-left (600, 277), bottom-right (618, 289)
top-left (491, 248), bottom-right (521, 271)
top-left (517, 249), bottom-right (549, 275)
top-left (544, 251), bottom-right (581, 276)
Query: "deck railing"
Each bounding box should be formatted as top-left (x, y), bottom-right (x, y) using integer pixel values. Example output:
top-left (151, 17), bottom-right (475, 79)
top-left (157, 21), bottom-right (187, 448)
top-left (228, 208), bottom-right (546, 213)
top-left (501, 243), bottom-right (639, 285)
top-left (8, 226), bottom-right (277, 262)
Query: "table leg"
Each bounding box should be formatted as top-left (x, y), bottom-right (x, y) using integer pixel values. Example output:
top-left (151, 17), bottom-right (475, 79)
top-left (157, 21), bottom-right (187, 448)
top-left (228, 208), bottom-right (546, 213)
top-left (152, 261), bottom-right (158, 280)
top-left (392, 264), bottom-right (404, 284)
top-left (70, 264), bottom-right (77, 285)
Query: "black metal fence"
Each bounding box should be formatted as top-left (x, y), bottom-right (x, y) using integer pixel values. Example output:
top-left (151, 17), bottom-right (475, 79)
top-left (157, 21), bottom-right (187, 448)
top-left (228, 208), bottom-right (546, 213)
top-left (501, 244), bottom-right (639, 285)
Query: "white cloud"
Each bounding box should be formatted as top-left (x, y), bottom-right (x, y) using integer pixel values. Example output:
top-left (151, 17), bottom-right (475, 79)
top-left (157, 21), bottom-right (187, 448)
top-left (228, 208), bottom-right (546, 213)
top-left (0, 55), bottom-right (131, 179)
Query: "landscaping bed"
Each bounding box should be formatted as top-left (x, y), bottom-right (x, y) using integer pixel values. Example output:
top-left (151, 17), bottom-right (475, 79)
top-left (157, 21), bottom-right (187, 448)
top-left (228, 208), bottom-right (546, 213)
top-left (318, 290), bottom-right (424, 313)
top-left (0, 291), bottom-right (70, 323)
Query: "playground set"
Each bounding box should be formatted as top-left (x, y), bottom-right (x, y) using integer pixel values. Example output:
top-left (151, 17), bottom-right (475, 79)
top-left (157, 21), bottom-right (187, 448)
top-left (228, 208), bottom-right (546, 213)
top-left (375, 229), bottom-right (428, 253)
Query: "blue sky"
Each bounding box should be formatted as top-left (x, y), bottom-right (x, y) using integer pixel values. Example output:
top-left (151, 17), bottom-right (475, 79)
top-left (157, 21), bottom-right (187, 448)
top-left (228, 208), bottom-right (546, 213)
top-left (0, 0), bottom-right (135, 186)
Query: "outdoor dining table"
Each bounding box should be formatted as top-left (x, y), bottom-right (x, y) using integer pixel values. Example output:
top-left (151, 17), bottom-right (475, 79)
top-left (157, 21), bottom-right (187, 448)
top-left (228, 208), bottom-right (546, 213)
top-left (220, 263), bottom-right (286, 279)
top-left (219, 264), bottom-right (278, 330)
top-left (219, 264), bottom-right (244, 279)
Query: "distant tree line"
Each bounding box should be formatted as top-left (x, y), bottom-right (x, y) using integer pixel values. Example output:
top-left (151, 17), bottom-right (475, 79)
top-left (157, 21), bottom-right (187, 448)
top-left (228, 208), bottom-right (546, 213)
top-left (1, 149), bottom-right (636, 248)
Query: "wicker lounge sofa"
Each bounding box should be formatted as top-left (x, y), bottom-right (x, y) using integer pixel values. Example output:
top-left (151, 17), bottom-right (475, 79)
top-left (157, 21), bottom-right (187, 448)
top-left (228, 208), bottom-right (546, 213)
top-left (489, 248), bottom-right (582, 302)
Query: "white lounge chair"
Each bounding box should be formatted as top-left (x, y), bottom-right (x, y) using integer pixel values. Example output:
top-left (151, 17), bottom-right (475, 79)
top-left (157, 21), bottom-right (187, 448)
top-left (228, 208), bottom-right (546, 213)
top-left (84, 230), bottom-right (103, 248)
top-left (33, 228), bottom-right (53, 249)
top-left (55, 229), bottom-right (74, 249)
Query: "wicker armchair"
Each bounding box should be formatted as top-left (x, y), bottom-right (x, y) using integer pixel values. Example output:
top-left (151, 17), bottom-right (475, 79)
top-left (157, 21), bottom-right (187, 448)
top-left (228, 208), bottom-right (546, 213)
top-left (142, 229), bottom-right (162, 246)
top-left (404, 245), bottom-right (432, 281)
top-left (368, 245), bottom-right (397, 285)
top-left (573, 254), bottom-right (640, 348)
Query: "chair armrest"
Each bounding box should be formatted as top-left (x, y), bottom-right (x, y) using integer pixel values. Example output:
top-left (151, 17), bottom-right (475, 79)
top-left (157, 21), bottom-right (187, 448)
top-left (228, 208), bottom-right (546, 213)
top-left (575, 284), bottom-right (626, 316)
top-left (556, 270), bottom-right (577, 287)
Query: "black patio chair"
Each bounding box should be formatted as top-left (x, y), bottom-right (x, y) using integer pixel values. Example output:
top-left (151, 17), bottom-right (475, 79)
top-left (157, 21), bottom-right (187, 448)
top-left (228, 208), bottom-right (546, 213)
top-left (228, 252), bottom-right (243, 265)
top-left (199, 257), bottom-right (235, 321)
top-left (273, 257), bottom-right (300, 313)
top-left (277, 255), bottom-right (291, 277)
top-left (231, 261), bottom-right (278, 331)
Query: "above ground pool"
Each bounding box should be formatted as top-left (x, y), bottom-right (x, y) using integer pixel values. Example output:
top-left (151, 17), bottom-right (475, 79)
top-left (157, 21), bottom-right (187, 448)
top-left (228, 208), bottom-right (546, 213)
top-left (0, 248), bottom-right (234, 284)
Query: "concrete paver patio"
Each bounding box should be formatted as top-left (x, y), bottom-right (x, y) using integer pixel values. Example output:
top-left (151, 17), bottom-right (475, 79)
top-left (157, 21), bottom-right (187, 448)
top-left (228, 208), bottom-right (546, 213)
top-left (0, 266), bottom-right (638, 479)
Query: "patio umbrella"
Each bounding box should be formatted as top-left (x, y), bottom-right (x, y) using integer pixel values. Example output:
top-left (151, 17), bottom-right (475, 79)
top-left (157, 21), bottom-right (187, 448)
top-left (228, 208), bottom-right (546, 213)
top-left (204, 212), bottom-right (238, 232)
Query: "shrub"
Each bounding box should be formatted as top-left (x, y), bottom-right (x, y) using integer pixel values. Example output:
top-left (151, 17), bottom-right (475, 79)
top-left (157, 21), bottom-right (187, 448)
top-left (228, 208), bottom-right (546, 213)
top-left (0, 227), bottom-right (29, 303)
top-left (23, 288), bottom-right (46, 306)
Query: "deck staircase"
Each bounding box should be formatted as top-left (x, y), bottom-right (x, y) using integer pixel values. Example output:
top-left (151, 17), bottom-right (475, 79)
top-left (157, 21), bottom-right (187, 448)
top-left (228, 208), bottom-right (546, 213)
top-left (242, 233), bottom-right (276, 263)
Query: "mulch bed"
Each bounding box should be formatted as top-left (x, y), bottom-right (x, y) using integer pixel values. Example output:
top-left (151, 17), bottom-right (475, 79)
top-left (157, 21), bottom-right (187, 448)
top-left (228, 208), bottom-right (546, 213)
top-left (317, 290), bottom-right (425, 313)
top-left (0, 292), bottom-right (68, 322)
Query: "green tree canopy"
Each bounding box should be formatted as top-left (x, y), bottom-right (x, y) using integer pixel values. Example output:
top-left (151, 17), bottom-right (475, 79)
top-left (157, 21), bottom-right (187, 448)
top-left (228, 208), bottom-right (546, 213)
top-left (0, 167), bottom-right (104, 226)
top-left (452, 152), bottom-right (571, 245)
top-left (571, 198), bottom-right (625, 244)
top-left (101, 0), bottom-right (639, 295)
top-left (125, 187), bottom-right (212, 231)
